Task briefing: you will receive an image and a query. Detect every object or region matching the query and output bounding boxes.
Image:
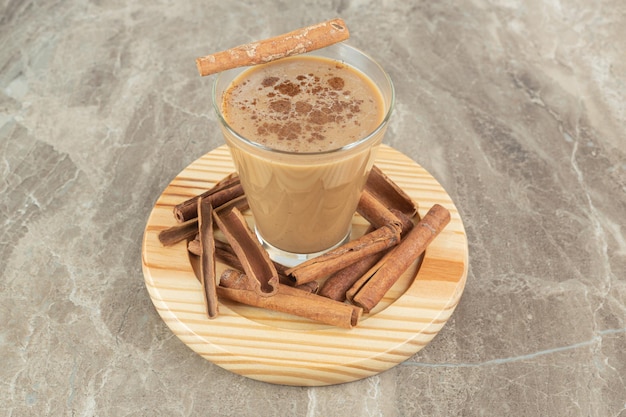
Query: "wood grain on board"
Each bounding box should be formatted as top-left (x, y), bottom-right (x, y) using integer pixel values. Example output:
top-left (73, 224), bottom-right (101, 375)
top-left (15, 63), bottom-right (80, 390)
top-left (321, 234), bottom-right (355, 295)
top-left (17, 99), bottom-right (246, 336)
top-left (141, 145), bottom-right (468, 386)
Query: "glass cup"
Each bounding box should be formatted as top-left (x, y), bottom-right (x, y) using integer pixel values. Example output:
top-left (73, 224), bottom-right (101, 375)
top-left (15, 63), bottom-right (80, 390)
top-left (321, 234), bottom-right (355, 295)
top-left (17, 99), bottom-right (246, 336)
top-left (212, 43), bottom-right (394, 266)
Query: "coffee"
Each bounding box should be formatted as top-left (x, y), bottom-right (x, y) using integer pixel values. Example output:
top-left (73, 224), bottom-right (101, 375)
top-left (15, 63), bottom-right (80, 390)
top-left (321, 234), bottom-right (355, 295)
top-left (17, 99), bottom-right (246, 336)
top-left (222, 56), bottom-right (384, 153)
top-left (214, 45), bottom-right (393, 261)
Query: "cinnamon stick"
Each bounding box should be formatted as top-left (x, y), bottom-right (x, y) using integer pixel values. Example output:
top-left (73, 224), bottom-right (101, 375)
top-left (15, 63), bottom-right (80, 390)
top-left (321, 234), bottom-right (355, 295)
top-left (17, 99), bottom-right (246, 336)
top-left (218, 269), bottom-right (361, 329)
top-left (188, 237), bottom-right (300, 289)
top-left (357, 189), bottom-right (403, 230)
top-left (366, 165), bottom-right (417, 217)
top-left (318, 210), bottom-right (414, 302)
top-left (173, 174), bottom-right (243, 223)
top-left (295, 280), bottom-right (319, 294)
top-left (159, 194), bottom-right (248, 246)
top-left (347, 204), bottom-right (451, 312)
top-left (315, 224), bottom-right (378, 301)
top-left (197, 198), bottom-right (219, 318)
top-left (213, 207), bottom-right (279, 296)
top-left (390, 208), bottom-right (416, 236)
top-left (318, 249), bottom-right (386, 302)
top-left (158, 217), bottom-right (199, 246)
top-left (196, 18), bottom-right (350, 77)
top-left (284, 223), bottom-right (402, 285)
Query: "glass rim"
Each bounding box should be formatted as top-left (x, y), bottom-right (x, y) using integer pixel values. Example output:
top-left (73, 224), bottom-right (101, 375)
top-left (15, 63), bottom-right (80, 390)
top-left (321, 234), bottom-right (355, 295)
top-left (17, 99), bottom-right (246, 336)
top-left (211, 42), bottom-right (395, 156)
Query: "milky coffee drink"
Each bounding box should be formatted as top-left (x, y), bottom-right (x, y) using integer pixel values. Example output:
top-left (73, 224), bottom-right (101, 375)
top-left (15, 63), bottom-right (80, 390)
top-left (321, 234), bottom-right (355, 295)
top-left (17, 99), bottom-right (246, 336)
top-left (218, 53), bottom-right (388, 256)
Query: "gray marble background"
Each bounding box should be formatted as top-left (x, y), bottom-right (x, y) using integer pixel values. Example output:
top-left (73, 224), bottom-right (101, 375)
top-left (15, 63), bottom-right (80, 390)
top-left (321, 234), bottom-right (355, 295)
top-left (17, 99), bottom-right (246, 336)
top-left (1, 0), bottom-right (625, 416)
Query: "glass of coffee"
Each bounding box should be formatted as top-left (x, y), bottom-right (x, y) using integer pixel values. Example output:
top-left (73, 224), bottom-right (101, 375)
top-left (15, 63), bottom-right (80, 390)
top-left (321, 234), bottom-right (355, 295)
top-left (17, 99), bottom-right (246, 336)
top-left (212, 42), bottom-right (394, 266)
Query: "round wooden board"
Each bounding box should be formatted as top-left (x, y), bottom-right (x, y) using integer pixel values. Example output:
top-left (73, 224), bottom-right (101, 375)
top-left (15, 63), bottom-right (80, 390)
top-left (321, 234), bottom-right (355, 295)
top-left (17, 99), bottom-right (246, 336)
top-left (142, 144), bottom-right (468, 386)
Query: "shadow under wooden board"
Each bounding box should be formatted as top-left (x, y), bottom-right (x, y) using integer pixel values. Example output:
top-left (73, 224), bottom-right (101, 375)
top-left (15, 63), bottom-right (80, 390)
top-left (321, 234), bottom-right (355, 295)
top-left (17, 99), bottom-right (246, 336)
top-left (142, 144), bottom-right (468, 386)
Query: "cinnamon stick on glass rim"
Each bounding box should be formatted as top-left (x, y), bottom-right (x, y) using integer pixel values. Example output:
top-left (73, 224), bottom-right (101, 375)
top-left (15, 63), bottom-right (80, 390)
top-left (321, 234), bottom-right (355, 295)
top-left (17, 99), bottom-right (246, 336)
top-left (195, 18), bottom-right (350, 76)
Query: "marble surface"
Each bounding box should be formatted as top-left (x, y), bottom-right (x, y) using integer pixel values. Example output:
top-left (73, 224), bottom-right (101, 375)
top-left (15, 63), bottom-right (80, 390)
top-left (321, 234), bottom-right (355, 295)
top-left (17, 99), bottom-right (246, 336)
top-left (1, 0), bottom-right (625, 416)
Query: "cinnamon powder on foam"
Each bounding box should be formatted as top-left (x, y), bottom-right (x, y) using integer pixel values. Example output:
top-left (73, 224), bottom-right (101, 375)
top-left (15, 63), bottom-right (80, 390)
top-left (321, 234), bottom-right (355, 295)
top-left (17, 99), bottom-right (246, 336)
top-left (221, 55), bottom-right (385, 153)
